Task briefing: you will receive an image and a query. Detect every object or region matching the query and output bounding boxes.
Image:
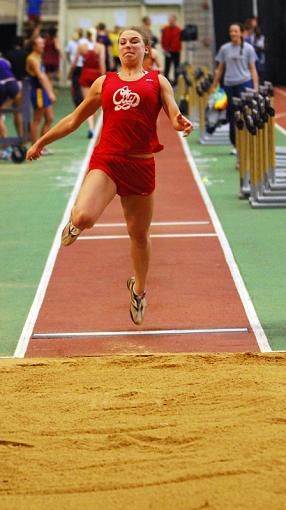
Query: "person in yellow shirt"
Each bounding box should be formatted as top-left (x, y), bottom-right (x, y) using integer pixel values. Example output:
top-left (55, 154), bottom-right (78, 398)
top-left (109, 25), bottom-right (121, 70)
top-left (26, 36), bottom-right (56, 149)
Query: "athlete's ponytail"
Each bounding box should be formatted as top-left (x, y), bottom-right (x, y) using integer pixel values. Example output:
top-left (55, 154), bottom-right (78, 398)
top-left (240, 34), bottom-right (244, 56)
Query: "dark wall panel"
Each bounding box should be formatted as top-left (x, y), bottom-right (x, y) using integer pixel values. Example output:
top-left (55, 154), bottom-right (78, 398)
top-left (258, 0), bottom-right (286, 84)
top-left (0, 25), bottom-right (17, 55)
top-left (213, 0), bottom-right (253, 51)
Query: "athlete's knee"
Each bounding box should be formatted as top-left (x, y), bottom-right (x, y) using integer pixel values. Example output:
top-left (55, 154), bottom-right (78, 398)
top-left (46, 112), bottom-right (55, 124)
top-left (32, 116), bottom-right (42, 126)
top-left (128, 228), bottom-right (150, 248)
top-left (72, 208), bottom-right (94, 229)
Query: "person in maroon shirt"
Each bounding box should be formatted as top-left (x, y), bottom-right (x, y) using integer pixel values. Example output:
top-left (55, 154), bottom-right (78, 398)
top-left (161, 15), bottom-right (182, 86)
top-left (26, 27), bottom-right (193, 325)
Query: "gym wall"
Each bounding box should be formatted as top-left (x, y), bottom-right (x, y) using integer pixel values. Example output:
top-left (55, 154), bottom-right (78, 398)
top-left (65, 5), bottom-right (183, 42)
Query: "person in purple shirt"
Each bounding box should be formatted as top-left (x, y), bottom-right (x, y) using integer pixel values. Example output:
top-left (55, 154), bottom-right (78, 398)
top-left (96, 22), bottom-right (113, 71)
top-left (0, 57), bottom-right (23, 139)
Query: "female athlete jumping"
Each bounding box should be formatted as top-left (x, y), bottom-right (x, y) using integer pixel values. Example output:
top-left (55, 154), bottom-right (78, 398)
top-left (26, 27), bottom-right (193, 325)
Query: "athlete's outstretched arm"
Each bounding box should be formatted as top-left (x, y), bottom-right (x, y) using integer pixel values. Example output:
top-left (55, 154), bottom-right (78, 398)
top-left (26, 76), bottom-right (106, 160)
top-left (159, 75), bottom-right (193, 137)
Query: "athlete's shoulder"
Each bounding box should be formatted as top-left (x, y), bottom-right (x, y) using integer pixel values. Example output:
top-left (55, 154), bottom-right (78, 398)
top-left (89, 74), bottom-right (107, 95)
top-left (158, 73), bottom-right (170, 87)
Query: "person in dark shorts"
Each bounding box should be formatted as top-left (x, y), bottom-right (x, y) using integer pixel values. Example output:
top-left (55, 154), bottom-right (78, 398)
top-left (26, 27), bottom-right (193, 325)
top-left (161, 15), bottom-right (182, 86)
top-left (210, 22), bottom-right (258, 150)
top-left (0, 57), bottom-right (22, 141)
top-left (26, 36), bottom-right (56, 150)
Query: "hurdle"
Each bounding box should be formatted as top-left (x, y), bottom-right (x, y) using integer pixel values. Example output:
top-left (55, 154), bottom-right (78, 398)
top-left (233, 97), bottom-right (250, 198)
top-left (0, 77), bottom-right (31, 162)
top-left (264, 81), bottom-right (286, 164)
top-left (242, 88), bottom-right (286, 208)
top-left (177, 65), bottom-right (193, 117)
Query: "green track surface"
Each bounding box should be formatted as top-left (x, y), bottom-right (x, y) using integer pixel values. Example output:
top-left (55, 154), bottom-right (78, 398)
top-left (0, 90), bottom-right (90, 355)
top-left (1, 91), bottom-right (285, 354)
top-left (188, 127), bottom-right (286, 351)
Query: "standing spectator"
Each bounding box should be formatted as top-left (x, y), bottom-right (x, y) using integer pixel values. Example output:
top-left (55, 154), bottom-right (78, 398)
top-left (24, 20), bottom-right (42, 50)
top-left (143, 40), bottom-right (163, 73)
top-left (0, 57), bottom-right (23, 158)
top-left (67, 28), bottom-right (89, 107)
top-left (71, 28), bottom-right (105, 138)
top-left (66, 30), bottom-right (82, 106)
top-left (142, 16), bottom-right (158, 48)
top-left (96, 23), bottom-right (113, 71)
top-left (109, 26), bottom-right (121, 71)
top-left (26, 0), bottom-right (43, 23)
top-left (65, 31), bottom-right (79, 67)
top-left (244, 18), bottom-right (266, 82)
top-left (43, 27), bottom-right (60, 81)
top-left (5, 36), bottom-right (28, 82)
top-left (161, 14), bottom-right (182, 86)
top-left (26, 36), bottom-right (56, 151)
top-left (210, 22), bottom-right (258, 151)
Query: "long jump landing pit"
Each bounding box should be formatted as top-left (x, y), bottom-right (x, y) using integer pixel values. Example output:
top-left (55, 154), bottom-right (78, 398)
top-left (23, 113), bottom-right (265, 357)
top-left (0, 353), bottom-right (285, 510)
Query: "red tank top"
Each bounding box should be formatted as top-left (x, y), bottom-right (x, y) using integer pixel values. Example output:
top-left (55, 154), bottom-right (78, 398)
top-left (84, 50), bottom-right (100, 70)
top-left (93, 70), bottom-right (163, 155)
top-left (43, 37), bottom-right (59, 66)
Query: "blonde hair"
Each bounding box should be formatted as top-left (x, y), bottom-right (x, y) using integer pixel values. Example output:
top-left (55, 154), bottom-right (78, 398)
top-left (87, 27), bottom-right (96, 42)
top-left (119, 26), bottom-right (151, 49)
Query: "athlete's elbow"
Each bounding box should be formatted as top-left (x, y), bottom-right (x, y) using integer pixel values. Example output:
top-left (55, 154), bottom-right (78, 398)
top-left (68, 117), bottom-right (80, 132)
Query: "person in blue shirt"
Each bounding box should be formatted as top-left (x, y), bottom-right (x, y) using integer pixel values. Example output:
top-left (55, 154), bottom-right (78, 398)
top-left (27, 0), bottom-right (43, 22)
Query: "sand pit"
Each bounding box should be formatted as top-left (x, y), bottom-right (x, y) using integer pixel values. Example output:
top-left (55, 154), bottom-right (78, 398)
top-left (0, 353), bottom-right (285, 509)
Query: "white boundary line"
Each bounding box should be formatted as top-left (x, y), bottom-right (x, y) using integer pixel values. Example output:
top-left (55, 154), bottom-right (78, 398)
top-left (32, 327), bottom-right (249, 339)
top-left (79, 233), bottom-right (217, 240)
top-left (93, 221), bottom-right (210, 227)
top-left (179, 134), bottom-right (272, 352)
top-left (275, 87), bottom-right (286, 98)
top-left (14, 114), bottom-right (103, 358)
top-left (275, 112), bottom-right (286, 120)
top-left (275, 122), bottom-right (286, 136)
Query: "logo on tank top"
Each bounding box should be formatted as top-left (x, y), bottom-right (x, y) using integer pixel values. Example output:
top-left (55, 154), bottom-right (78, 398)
top-left (113, 86), bottom-right (140, 111)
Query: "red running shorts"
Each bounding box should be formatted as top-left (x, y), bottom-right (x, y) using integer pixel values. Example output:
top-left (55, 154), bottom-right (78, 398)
top-left (88, 153), bottom-right (155, 196)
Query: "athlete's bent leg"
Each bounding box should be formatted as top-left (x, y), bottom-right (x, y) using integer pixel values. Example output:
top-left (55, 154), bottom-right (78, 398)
top-left (72, 169), bottom-right (117, 229)
top-left (121, 193), bottom-right (154, 295)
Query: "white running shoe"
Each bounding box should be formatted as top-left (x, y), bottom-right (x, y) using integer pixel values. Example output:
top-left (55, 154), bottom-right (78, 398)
top-left (61, 220), bottom-right (81, 246)
top-left (127, 277), bottom-right (146, 325)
